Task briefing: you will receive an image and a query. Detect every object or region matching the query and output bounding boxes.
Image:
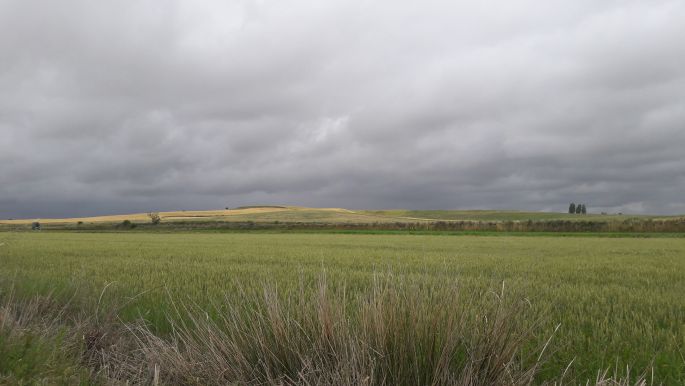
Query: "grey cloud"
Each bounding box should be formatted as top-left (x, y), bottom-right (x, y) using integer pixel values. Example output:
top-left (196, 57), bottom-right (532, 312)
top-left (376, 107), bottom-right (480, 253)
top-left (1, 0), bottom-right (685, 218)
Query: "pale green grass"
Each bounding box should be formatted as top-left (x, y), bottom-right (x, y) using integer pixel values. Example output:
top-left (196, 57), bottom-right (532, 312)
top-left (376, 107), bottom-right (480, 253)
top-left (0, 232), bottom-right (684, 383)
top-left (360, 209), bottom-right (680, 222)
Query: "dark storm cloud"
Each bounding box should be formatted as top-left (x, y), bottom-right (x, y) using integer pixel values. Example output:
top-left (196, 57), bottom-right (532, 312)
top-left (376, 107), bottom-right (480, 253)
top-left (1, 0), bottom-right (685, 218)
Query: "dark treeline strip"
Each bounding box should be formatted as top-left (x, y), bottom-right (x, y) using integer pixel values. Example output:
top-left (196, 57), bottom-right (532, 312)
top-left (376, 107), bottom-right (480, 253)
top-left (4, 217), bottom-right (685, 233)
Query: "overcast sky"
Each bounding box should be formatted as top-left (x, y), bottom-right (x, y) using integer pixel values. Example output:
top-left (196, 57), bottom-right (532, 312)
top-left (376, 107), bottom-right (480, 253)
top-left (1, 0), bottom-right (684, 218)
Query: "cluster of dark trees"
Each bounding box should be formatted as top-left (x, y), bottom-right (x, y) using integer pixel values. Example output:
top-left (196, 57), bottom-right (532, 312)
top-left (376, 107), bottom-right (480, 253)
top-left (568, 203), bottom-right (587, 214)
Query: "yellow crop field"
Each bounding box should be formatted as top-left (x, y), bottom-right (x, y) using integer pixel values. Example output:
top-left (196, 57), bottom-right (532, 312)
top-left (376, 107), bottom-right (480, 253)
top-left (0, 206), bottom-right (298, 225)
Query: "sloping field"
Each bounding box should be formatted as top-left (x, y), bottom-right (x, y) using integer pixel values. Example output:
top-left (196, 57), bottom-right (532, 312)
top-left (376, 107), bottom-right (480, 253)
top-left (360, 209), bottom-right (676, 222)
top-left (0, 206), bottom-right (385, 225)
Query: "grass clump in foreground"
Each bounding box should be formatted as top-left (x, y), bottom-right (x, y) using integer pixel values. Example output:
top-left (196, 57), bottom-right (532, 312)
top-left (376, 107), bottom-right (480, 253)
top-left (132, 275), bottom-right (547, 385)
top-left (0, 276), bottom-right (650, 385)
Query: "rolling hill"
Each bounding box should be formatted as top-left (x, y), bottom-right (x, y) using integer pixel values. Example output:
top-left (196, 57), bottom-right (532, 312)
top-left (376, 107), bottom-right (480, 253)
top-left (1, 206), bottom-right (679, 227)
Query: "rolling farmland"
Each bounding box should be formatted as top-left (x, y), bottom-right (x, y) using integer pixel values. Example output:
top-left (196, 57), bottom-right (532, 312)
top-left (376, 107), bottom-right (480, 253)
top-left (2, 206), bottom-right (683, 234)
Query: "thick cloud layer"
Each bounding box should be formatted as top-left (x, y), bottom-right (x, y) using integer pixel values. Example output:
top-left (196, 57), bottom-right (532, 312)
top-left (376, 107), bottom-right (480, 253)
top-left (1, 0), bottom-right (684, 218)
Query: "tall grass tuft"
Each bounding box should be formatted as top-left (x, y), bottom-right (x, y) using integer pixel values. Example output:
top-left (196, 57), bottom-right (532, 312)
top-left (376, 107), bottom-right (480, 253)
top-left (108, 275), bottom-right (548, 385)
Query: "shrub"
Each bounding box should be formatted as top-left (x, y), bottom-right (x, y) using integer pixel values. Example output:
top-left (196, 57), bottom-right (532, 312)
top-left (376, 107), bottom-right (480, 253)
top-left (118, 220), bottom-right (136, 229)
top-left (148, 212), bottom-right (161, 225)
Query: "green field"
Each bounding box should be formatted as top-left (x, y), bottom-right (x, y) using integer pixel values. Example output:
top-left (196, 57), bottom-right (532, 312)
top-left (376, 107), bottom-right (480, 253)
top-left (1, 231), bottom-right (684, 384)
top-left (359, 209), bottom-right (657, 222)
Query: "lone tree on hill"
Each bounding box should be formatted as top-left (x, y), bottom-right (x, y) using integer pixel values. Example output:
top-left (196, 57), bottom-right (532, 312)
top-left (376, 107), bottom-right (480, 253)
top-left (568, 203), bottom-right (576, 214)
top-left (148, 212), bottom-right (161, 225)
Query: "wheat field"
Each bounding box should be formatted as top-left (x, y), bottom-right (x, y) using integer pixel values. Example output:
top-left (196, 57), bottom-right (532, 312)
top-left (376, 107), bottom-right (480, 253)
top-left (1, 231), bottom-right (684, 384)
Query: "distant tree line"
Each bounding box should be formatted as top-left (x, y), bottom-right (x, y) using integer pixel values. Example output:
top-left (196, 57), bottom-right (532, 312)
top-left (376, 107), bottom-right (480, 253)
top-left (150, 218), bottom-right (685, 233)
top-left (568, 203), bottom-right (587, 215)
top-left (7, 216), bottom-right (685, 233)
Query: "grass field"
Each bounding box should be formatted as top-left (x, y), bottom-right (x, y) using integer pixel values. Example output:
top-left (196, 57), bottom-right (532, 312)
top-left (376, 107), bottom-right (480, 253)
top-left (359, 209), bottom-right (673, 222)
top-left (1, 231), bottom-right (684, 384)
